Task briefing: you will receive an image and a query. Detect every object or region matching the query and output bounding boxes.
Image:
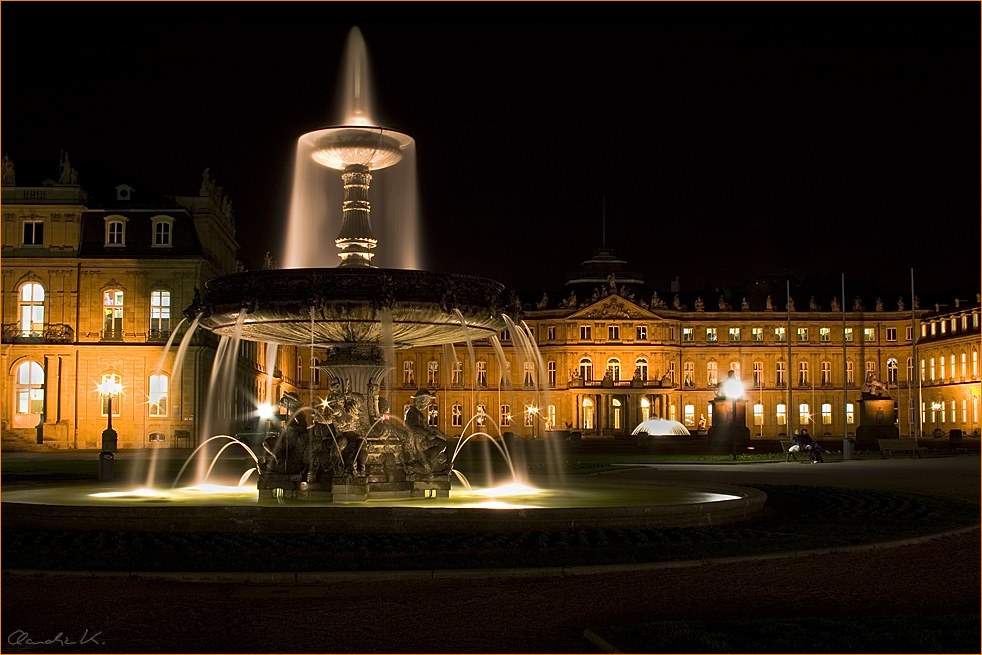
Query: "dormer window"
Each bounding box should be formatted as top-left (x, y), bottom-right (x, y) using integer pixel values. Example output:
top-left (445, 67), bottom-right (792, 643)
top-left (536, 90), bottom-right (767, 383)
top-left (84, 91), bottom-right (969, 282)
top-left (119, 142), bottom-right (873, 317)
top-left (151, 216), bottom-right (174, 247)
top-left (105, 215), bottom-right (128, 247)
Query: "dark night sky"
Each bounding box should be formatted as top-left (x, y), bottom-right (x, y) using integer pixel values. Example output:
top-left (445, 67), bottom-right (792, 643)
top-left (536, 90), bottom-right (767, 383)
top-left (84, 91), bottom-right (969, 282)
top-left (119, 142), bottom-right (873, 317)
top-left (3, 8), bottom-right (978, 300)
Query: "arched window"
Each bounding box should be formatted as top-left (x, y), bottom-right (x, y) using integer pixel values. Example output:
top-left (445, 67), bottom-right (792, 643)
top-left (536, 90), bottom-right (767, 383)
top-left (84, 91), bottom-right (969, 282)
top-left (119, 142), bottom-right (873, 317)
top-left (546, 405), bottom-right (556, 430)
top-left (799, 403), bottom-right (810, 425)
top-left (729, 361), bottom-right (740, 379)
top-left (151, 216), bottom-right (174, 247)
top-left (607, 358), bottom-right (621, 382)
top-left (752, 361), bottom-right (763, 388)
top-left (427, 360), bottom-right (439, 386)
top-left (753, 403), bottom-right (764, 426)
top-left (523, 361), bottom-right (535, 387)
top-left (821, 361), bottom-right (832, 386)
top-left (476, 361), bottom-right (487, 387)
top-left (635, 358), bottom-right (648, 382)
top-left (403, 360), bottom-right (415, 386)
top-left (961, 352), bottom-right (967, 379)
top-left (148, 373), bottom-right (168, 417)
top-left (500, 404), bottom-right (511, 427)
top-left (103, 289), bottom-right (124, 340)
top-left (683, 403), bottom-right (694, 425)
top-left (611, 398), bottom-right (622, 429)
top-left (907, 357), bottom-right (914, 382)
top-left (313, 358), bottom-right (321, 387)
top-left (579, 357), bottom-right (593, 382)
top-left (582, 397), bottom-right (594, 430)
top-left (821, 403), bottom-right (832, 424)
top-left (886, 358), bottom-right (898, 384)
top-left (451, 403), bottom-right (463, 427)
top-left (547, 360), bottom-right (556, 387)
top-left (866, 360), bottom-right (876, 381)
top-left (18, 282), bottom-right (45, 336)
top-left (100, 372), bottom-right (122, 417)
top-left (149, 290), bottom-right (171, 339)
top-left (641, 397), bottom-right (652, 421)
top-left (14, 361), bottom-right (44, 426)
top-left (798, 361), bottom-right (809, 386)
top-left (105, 216), bottom-right (127, 246)
top-left (451, 361), bottom-right (463, 386)
top-left (683, 362), bottom-right (695, 388)
top-left (707, 361), bottom-right (718, 387)
top-left (428, 404), bottom-right (439, 427)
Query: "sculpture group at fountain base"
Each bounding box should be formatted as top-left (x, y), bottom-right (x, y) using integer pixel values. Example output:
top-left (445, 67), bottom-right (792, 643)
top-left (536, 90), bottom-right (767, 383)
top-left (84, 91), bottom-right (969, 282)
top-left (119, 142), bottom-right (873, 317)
top-left (258, 474), bottom-right (451, 502)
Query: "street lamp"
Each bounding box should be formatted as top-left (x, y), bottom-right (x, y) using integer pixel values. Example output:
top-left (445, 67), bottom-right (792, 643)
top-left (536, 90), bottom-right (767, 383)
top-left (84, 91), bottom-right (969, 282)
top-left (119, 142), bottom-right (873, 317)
top-left (720, 372), bottom-right (745, 460)
top-left (97, 378), bottom-right (123, 480)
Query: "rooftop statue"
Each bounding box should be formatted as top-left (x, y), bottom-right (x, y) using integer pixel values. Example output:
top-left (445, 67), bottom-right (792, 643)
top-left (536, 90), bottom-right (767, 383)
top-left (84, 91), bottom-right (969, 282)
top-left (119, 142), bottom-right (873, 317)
top-left (1, 154), bottom-right (15, 186)
top-left (897, 297), bottom-right (905, 311)
top-left (786, 297), bottom-right (795, 312)
top-left (854, 296), bottom-right (864, 311)
top-left (694, 297), bottom-right (704, 311)
top-left (875, 297), bottom-right (884, 311)
top-left (741, 297), bottom-right (749, 311)
top-left (765, 295), bottom-right (773, 311)
top-left (537, 292), bottom-right (549, 309)
top-left (830, 297), bottom-right (841, 312)
top-left (809, 296), bottom-right (819, 311)
top-left (58, 151), bottom-right (78, 184)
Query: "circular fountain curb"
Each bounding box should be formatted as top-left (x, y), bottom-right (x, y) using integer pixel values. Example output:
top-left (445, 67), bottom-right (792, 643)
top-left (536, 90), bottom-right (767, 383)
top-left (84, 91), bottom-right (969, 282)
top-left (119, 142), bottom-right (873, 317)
top-left (0, 482), bottom-right (765, 534)
top-left (3, 524), bottom-right (977, 584)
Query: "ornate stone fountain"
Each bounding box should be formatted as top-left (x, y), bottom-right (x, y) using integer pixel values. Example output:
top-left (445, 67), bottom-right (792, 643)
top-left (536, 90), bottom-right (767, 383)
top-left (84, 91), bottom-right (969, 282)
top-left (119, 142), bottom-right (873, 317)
top-left (187, 123), bottom-right (514, 501)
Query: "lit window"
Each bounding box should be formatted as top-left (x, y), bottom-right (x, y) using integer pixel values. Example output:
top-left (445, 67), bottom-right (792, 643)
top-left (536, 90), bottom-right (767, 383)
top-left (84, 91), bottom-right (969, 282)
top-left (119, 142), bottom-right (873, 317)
top-left (753, 361), bottom-right (763, 388)
top-left (798, 361), bottom-right (809, 386)
top-left (753, 403), bottom-right (764, 426)
top-left (776, 361), bottom-right (786, 387)
top-left (930, 323), bottom-right (936, 336)
top-left (921, 324), bottom-right (927, 337)
top-left (403, 360), bottom-right (415, 386)
top-left (525, 405), bottom-right (535, 427)
top-left (641, 397), bottom-right (651, 421)
top-left (611, 398), bottom-right (622, 430)
top-left (847, 403), bottom-right (854, 424)
top-left (950, 355), bottom-right (955, 380)
top-left (729, 327), bottom-right (740, 341)
top-left (150, 290), bottom-right (171, 338)
top-left (907, 358), bottom-right (914, 382)
top-left (607, 358), bottom-right (621, 382)
top-left (476, 361), bottom-right (487, 387)
top-left (582, 397), bottom-right (594, 430)
top-left (887, 358), bottom-right (898, 384)
top-left (929, 358), bottom-right (935, 381)
top-left (546, 405), bottom-right (555, 429)
top-left (951, 317), bottom-right (957, 333)
top-left (669, 404), bottom-right (676, 422)
top-left (797, 327), bottom-right (808, 342)
top-left (579, 325), bottom-right (591, 340)
top-left (775, 327), bottom-right (786, 341)
top-left (847, 361), bottom-right (854, 386)
top-left (15, 361), bottom-right (45, 418)
top-left (579, 358), bottom-right (593, 382)
top-left (707, 361), bottom-right (718, 386)
top-left (865, 361), bottom-right (876, 381)
top-left (940, 357), bottom-right (946, 380)
top-left (427, 360), bottom-right (439, 386)
top-left (500, 404), bottom-right (511, 427)
top-left (608, 325), bottom-right (620, 341)
top-left (940, 321), bottom-right (946, 334)
top-left (451, 361), bottom-right (463, 386)
top-left (22, 220), bottom-right (44, 246)
top-left (635, 358), bottom-right (648, 381)
top-left (776, 403), bottom-right (787, 425)
top-left (452, 404), bottom-right (462, 427)
top-left (100, 372), bottom-right (122, 417)
top-left (428, 404), bottom-right (438, 427)
top-left (706, 328), bottom-right (717, 342)
top-left (962, 399), bottom-right (968, 423)
top-left (821, 361), bottom-right (832, 386)
top-left (683, 404), bottom-right (695, 425)
top-left (523, 361), bottom-right (535, 387)
top-left (799, 403), bottom-right (810, 425)
top-left (547, 360), bottom-right (556, 387)
top-left (961, 352), bottom-right (967, 378)
top-left (752, 327), bottom-right (763, 341)
top-left (844, 327), bottom-right (853, 341)
top-left (820, 327), bottom-right (831, 341)
top-left (683, 362), bottom-right (695, 387)
top-left (148, 374), bottom-right (168, 417)
top-left (973, 351), bottom-right (978, 377)
top-left (669, 361), bottom-right (676, 385)
top-left (707, 403), bottom-right (713, 426)
top-left (18, 283), bottom-right (45, 336)
top-left (683, 328), bottom-right (694, 342)
top-left (103, 289), bottom-right (124, 340)
top-left (476, 404), bottom-right (487, 427)
top-left (636, 325), bottom-right (647, 340)
top-left (729, 362), bottom-right (740, 379)
top-left (920, 359), bottom-right (926, 381)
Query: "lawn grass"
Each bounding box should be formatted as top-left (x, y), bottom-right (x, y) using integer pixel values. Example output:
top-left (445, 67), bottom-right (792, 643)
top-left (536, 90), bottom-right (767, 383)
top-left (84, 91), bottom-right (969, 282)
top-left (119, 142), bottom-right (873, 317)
top-left (598, 614), bottom-right (982, 654)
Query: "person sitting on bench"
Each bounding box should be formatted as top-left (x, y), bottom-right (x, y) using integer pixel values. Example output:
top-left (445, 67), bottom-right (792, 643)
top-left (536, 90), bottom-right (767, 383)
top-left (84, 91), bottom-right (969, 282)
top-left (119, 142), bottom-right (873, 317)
top-left (790, 428), bottom-right (825, 463)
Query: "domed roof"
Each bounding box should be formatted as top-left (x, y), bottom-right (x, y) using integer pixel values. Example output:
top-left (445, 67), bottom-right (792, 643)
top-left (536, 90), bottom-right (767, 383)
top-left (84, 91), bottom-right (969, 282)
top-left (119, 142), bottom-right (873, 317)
top-left (631, 418), bottom-right (691, 437)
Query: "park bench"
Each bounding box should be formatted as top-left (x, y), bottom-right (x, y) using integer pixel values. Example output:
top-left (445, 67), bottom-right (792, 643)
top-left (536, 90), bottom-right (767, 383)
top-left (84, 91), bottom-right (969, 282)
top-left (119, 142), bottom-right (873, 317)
top-left (876, 438), bottom-right (928, 458)
top-left (780, 440), bottom-right (808, 462)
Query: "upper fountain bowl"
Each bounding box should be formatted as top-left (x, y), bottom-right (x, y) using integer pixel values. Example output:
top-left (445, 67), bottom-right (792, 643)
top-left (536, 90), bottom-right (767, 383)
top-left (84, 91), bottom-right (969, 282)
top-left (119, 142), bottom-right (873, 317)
top-left (187, 267), bottom-right (515, 348)
top-left (302, 126), bottom-right (414, 171)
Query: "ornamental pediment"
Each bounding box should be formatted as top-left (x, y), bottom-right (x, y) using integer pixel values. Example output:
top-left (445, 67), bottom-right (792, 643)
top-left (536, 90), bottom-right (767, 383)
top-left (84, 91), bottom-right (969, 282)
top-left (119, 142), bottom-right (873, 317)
top-left (568, 295), bottom-right (660, 321)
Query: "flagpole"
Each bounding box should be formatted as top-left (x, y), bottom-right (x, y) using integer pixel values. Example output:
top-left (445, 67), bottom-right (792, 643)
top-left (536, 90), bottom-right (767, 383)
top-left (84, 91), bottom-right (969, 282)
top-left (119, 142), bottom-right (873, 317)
top-left (842, 274), bottom-right (848, 441)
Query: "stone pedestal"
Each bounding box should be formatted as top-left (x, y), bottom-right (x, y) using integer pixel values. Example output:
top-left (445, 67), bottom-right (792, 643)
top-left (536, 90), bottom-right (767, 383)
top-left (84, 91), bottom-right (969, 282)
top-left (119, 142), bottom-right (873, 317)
top-left (707, 397), bottom-right (751, 454)
top-left (856, 397), bottom-right (899, 450)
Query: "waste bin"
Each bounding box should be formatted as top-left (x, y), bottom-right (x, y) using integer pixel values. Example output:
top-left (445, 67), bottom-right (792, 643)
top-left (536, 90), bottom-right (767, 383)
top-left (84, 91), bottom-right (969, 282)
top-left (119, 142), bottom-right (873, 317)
top-left (98, 450), bottom-right (115, 480)
top-left (842, 437), bottom-right (856, 460)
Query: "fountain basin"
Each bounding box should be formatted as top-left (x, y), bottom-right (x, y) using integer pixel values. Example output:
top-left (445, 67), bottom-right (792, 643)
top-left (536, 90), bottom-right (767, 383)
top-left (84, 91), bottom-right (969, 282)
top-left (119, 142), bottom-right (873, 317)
top-left (189, 267), bottom-right (512, 347)
top-left (0, 481), bottom-right (766, 534)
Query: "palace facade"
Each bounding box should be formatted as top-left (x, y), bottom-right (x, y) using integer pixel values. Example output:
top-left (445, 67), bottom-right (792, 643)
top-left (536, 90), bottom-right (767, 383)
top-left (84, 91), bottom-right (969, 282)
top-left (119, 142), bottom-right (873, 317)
top-left (3, 162), bottom-right (979, 449)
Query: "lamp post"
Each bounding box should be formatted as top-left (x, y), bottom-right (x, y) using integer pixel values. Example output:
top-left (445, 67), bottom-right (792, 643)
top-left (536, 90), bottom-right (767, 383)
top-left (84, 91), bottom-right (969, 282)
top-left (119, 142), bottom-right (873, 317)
top-left (97, 379), bottom-right (122, 480)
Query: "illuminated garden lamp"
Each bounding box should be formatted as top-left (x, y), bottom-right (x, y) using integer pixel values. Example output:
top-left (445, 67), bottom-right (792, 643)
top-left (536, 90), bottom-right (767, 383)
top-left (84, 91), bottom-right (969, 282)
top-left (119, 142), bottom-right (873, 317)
top-left (96, 378), bottom-right (123, 480)
top-left (708, 370), bottom-right (750, 458)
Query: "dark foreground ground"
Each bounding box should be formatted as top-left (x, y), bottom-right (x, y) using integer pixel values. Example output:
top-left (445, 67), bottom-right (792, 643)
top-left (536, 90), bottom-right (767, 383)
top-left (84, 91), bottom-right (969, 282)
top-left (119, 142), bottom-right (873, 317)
top-left (2, 453), bottom-right (979, 653)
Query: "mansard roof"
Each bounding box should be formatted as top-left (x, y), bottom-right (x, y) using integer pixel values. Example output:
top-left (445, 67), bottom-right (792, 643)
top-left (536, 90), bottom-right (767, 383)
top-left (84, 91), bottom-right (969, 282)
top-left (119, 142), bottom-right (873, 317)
top-left (77, 207), bottom-right (204, 259)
